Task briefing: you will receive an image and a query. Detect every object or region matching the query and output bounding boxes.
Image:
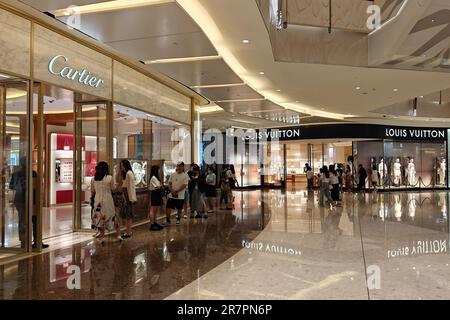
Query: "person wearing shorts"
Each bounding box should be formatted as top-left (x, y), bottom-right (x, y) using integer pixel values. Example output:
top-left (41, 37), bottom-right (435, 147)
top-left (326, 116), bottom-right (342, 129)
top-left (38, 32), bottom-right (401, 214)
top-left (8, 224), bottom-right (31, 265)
top-left (165, 162), bottom-right (189, 226)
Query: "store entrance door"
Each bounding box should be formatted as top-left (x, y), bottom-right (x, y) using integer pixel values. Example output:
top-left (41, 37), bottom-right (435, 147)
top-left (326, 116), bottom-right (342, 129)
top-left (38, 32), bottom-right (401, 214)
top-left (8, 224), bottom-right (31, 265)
top-left (73, 95), bottom-right (110, 230)
top-left (0, 76), bottom-right (30, 255)
top-left (34, 84), bottom-right (110, 248)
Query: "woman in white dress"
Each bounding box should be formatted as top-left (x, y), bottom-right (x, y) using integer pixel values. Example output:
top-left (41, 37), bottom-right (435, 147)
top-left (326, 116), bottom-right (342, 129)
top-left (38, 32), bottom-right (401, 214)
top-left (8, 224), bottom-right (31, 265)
top-left (91, 161), bottom-right (122, 242)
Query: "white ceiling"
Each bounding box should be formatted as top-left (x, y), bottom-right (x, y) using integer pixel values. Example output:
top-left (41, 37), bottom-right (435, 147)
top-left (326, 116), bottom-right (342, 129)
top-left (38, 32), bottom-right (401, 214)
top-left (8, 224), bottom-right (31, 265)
top-left (177, 0), bottom-right (450, 122)
top-left (17, 0), bottom-right (450, 127)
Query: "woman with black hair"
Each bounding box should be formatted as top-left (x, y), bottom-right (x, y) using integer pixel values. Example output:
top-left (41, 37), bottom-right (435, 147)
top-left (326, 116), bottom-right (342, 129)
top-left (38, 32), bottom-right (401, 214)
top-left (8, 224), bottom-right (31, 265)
top-left (91, 161), bottom-right (122, 241)
top-left (120, 160), bottom-right (136, 239)
top-left (226, 165), bottom-right (237, 208)
top-left (148, 165), bottom-right (164, 231)
top-left (329, 165), bottom-right (340, 205)
top-left (319, 166), bottom-right (333, 208)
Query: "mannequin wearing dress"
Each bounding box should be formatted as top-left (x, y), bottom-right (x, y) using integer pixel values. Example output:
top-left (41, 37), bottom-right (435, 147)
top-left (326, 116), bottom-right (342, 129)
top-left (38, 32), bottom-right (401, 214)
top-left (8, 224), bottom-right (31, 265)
top-left (439, 159), bottom-right (446, 185)
top-left (371, 160), bottom-right (378, 187)
top-left (393, 158), bottom-right (401, 186)
top-left (378, 159), bottom-right (387, 186)
top-left (407, 159), bottom-right (416, 186)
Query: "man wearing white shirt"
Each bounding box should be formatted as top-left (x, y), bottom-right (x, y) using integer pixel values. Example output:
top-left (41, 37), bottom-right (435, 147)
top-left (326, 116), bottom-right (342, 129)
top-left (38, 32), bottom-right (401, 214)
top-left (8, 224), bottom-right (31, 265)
top-left (165, 162), bottom-right (190, 225)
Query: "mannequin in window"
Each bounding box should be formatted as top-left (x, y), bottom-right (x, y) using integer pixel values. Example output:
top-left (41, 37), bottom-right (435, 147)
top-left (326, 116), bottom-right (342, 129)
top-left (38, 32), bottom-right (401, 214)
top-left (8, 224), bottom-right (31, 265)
top-left (407, 158), bottom-right (416, 186)
top-left (393, 158), bottom-right (402, 186)
top-left (378, 158), bottom-right (387, 186)
top-left (371, 158), bottom-right (378, 187)
top-left (438, 159), bottom-right (446, 185)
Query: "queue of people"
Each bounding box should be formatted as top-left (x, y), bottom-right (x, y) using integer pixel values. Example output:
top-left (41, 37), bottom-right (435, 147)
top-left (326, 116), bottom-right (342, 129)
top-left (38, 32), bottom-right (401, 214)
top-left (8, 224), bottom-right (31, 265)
top-left (89, 160), bottom-right (238, 241)
top-left (308, 162), bottom-right (369, 208)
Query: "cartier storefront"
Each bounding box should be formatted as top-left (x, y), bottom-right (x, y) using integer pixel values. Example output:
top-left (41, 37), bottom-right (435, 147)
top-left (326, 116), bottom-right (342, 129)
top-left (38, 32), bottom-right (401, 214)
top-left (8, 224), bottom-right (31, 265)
top-left (0, 3), bottom-right (204, 262)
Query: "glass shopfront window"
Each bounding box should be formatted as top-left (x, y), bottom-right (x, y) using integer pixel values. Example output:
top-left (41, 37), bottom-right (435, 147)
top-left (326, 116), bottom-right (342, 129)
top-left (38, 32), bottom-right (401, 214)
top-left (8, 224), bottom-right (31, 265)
top-left (354, 140), bottom-right (447, 189)
top-left (113, 105), bottom-right (190, 222)
top-left (0, 73), bottom-right (30, 252)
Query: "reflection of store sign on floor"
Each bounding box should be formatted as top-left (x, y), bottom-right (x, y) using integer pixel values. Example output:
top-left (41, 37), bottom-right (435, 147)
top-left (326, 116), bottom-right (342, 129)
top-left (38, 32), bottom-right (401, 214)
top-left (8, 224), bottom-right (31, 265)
top-left (387, 240), bottom-right (448, 258)
top-left (242, 240), bottom-right (301, 256)
top-left (59, 159), bottom-right (73, 183)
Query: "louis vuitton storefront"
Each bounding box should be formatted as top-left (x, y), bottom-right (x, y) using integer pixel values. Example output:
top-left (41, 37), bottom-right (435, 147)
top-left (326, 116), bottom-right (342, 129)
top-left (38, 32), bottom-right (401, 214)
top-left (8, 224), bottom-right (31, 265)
top-left (231, 124), bottom-right (449, 190)
top-left (0, 3), bottom-right (205, 263)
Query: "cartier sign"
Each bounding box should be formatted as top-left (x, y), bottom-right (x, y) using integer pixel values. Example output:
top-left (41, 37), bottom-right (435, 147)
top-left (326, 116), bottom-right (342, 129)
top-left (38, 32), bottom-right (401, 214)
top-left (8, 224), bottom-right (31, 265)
top-left (48, 55), bottom-right (105, 88)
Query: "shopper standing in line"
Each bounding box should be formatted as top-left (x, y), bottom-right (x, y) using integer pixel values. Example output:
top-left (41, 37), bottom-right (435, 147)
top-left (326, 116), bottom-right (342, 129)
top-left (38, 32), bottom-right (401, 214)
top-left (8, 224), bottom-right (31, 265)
top-left (205, 167), bottom-right (217, 213)
top-left (226, 165), bottom-right (237, 207)
top-left (182, 164), bottom-right (192, 219)
top-left (188, 164), bottom-right (201, 218)
top-left (329, 165), bottom-right (340, 205)
top-left (148, 165), bottom-right (164, 231)
top-left (196, 167), bottom-right (209, 218)
top-left (319, 166), bottom-right (333, 208)
top-left (306, 164), bottom-right (314, 190)
top-left (344, 165), bottom-right (352, 191)
top-left (358, 164), bottom-right (368, 192)
top-left (121, 160), bottom-right (136, 239)
top-left (111, 163), bottom-right (125, 238)
top-left (165, 162), bottom-right (190, 225)
top-left (91, 161), bottom-right (122, 242)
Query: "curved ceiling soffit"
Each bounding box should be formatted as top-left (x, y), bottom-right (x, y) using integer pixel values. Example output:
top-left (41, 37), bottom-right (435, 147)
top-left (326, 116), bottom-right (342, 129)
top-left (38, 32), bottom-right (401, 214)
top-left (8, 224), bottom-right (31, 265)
top-left (176, 0), bottom-right (347, 121)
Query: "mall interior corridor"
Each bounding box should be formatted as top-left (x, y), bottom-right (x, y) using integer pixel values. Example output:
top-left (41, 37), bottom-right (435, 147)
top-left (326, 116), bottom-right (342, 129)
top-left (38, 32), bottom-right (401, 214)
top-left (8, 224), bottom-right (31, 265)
top-left (1, 189), bottom-right (448, 300)
top-left (0, 0), bottom-right (449, 307)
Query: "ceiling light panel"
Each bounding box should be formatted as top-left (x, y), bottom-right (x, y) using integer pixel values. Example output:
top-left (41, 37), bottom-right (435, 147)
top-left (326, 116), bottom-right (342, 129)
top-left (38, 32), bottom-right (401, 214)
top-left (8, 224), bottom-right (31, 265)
top-left (145, 55), bottom-right (221, 64)
top-left (195, 84), bottom-right (263, 101)
top-left (53, 0), bottom-right (175, 16)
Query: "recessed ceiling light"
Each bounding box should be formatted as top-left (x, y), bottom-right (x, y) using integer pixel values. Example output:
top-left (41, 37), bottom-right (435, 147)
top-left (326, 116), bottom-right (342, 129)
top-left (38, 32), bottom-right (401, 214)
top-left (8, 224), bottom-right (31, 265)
top-left (276, 89), bottom-right (281, 92)
top-left (393, 88), bottom-right (399, 92)
top-left (259, 71), bottom-right (265, 75)
top-left (242, 39), bottom-right (250, 44)
top-left (355, 86), bottom-right (361, 90)
top-left (295, 101), bottom-right (299, 103)
top-left (419, 96), bottom-right (424, 98)
top-left (432, 19), bottom-right (435, 22)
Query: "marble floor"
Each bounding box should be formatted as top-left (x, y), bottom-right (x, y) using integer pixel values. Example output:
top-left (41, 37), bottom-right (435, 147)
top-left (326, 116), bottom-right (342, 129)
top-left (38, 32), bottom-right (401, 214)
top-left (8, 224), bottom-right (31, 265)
top-left (0, 189), bottom-right (449, 300)
top-left (1, 204), bottom-right (93, 248)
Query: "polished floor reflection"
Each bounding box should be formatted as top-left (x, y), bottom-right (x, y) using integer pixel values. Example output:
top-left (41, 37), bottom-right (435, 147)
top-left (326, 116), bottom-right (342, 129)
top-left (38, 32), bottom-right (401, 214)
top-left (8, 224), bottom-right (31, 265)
top-left (0, 189), bottom-right (449, 300)
top-left (2, 205), bottom-right (92, 248)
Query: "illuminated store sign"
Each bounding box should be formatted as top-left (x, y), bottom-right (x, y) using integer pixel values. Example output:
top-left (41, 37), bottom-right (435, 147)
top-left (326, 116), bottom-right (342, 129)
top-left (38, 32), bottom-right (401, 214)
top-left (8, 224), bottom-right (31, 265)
top-left (385, 128), bottom-right (445, 139)
top-left (48, 55), bottom-right (105, 88)
top-left (253, 124), bottom-right (448, 142)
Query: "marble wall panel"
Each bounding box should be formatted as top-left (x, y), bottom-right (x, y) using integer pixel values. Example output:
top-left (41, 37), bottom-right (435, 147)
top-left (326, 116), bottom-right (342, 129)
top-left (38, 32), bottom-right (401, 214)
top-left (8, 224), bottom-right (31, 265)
top-left (0, 8), bottom-right (31, 77)
top-left (114, 62), bottom-right (191, 125)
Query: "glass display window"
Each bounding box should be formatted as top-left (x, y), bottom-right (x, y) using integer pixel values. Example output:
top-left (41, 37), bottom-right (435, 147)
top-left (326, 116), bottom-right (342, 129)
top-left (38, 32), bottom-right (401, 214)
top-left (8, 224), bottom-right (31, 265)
top-left (355, 140), bottom-right (447, 189)
top-left (113, 104), bottom-right (190, 222)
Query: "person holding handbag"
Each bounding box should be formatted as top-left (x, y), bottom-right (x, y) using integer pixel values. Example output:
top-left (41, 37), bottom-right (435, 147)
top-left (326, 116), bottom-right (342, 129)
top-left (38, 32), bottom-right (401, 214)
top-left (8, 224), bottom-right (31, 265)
top-left (91, 161), bottom-right (122, 242)
top-left (120, 160), bottom-right (137, 239)
top-left (148, 165), bottom-right (164, 231)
